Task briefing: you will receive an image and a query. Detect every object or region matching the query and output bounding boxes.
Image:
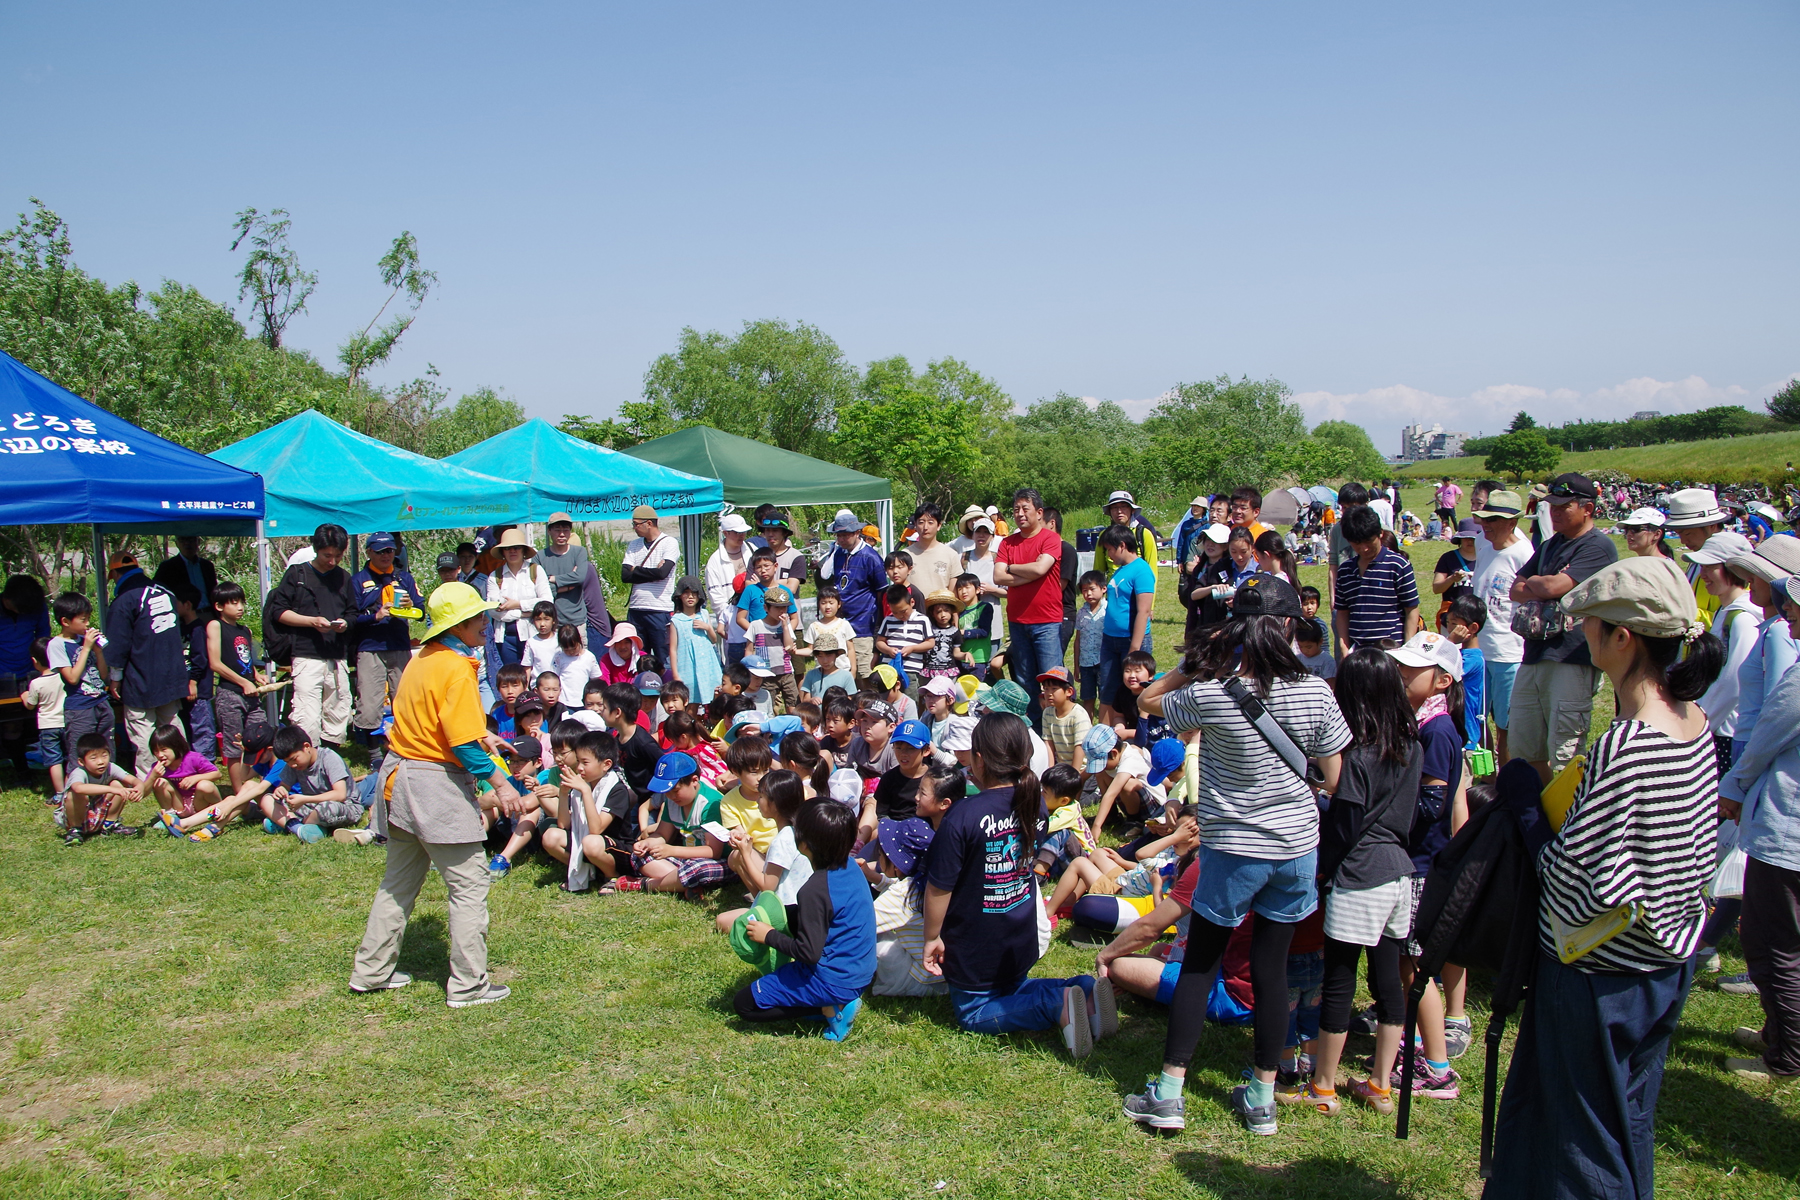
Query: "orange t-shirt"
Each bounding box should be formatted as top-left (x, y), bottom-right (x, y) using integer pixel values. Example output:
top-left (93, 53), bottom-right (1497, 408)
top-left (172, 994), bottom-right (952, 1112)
top-left (386, 641), bottom-right (488, 765)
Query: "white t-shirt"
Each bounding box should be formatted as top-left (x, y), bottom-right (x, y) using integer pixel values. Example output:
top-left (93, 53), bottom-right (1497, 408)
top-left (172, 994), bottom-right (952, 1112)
top-left (552, 649), bottom-right (602, 703)
top-left (1368, 497), bottom-right (1395, 532)
top-left (1472, 534), bottom-right (1536, 664)
top-left (624, 534), bottom-right (680, 612)
top-left (521, 634), bottom-right (561, 684)
top-left (766, 824), bottom-right (815, 904)
top-left (807, 616), bottom-right (857, 649)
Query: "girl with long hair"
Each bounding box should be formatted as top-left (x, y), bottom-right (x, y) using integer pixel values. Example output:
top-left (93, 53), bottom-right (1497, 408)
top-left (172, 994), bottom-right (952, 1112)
top-left (920, 712), bottom-right (1118, 1056)
top-left (1254, 529), bottom-right (1302, 594)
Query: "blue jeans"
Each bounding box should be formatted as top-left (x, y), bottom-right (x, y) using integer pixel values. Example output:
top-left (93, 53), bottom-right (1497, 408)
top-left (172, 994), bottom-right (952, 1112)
top-left (1007, 620), bottom-right (1064, 726)
top-left (629, 608), bottom-right (672, 675)
top-left (949, 974), bottom-right (1092, 1034)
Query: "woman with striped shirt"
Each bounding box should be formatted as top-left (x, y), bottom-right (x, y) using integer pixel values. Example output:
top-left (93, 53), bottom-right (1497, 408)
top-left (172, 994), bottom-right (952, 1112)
top-left (1488, 556), bottom-right (1724, 1199)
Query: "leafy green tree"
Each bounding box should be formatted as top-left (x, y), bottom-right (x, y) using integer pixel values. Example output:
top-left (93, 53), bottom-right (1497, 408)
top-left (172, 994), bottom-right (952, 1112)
top-left (832, 355), bottom-right (1008, 508)
top-left (641, 319), bottom-right (856, 456)
top-left (973, 393), bottom-right (1148, 513)
top-left (1484, 427), bottom-right (1561, 481)
top-left (1768, 378), bottom-right (1800, 425)
top-left (1311, 420), bottom-right (1388, 480)
top-left (230, 207), bottom-right (316, 350)
top-left (1507, 410), bottom-right (1537, 432)
top-left (558, 400), bottom-right (680, 450)
top-left (1144, 375), bottom-right (1349, 495)
top-left (424, 386), bottom-right (525, 457)
top-left (339, 232), bottom-right (437, 388)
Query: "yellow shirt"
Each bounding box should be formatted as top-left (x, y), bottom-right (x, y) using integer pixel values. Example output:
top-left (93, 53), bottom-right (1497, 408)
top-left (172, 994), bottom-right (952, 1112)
top-left (387, 641), bottom-right (486, 766)
top-left (719, 784), bottom-right (778, 852)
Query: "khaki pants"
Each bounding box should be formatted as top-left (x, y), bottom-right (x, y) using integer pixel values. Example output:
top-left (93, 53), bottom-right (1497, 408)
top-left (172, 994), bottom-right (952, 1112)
top-left (850, 637), bottom-right (875, 686)
top-left (355, 649), bottom-right (411, 732)
top-left (291, 656), bottom-right (350, 745)
top-left (123, 701), bottom-right (182, 775)
top-left (349, 824), bottom-right (491, 1004)
top-left (1508, 660), bottom-right (1601, 773)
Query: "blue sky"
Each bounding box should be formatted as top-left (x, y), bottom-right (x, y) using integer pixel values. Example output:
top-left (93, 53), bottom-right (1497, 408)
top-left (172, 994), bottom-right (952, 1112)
top-left (5, 2), bottom-right (1796, 454)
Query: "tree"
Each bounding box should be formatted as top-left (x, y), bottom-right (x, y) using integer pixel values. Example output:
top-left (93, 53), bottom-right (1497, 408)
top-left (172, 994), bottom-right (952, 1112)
top-left (339, 231), bottom-right (437, 388)
top-left (1311, 420), bottom-right (1388, 481)
top-left (641, 319), bottom-right (856, 456)
top-left (975, 393), bottom-right (1150, 513)
top-left (558, 400), bottom-right (679, 450)
top-left (230, 207), bottom-right (316, 349)
top-left (1769, 378), bottom-right (1800, 425)
top-left (1507, 410), bottom-right (1537, 432)
top-left (1144, 375), bottom-right (1348, 495)
top-left (1484, 428), bottom-right (1561, 481)
top-left (831, 355), bottom-right (1009, 508)
top-left (424, 386), bottom-right (525, 457)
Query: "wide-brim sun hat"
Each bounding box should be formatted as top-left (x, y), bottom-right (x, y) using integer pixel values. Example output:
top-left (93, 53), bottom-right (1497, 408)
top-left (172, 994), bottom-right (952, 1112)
top-left (957, 505), bottom-right (986, 535)
top-left (496, 528), bottom-right (537, 558)
top-left (607, 622), bottom-right (641, 646)
top-left (923, 589), bottom-right (963, 613)
top-left (973, 679), bottom-right (1031, 718)
top-left (1663, 487), bottom-right (1728, 530)
top-left (1686, 531), bottom-right (1757, 566)
top-left (1472, 490), bottom-right (1524, 519)
top-left (425, 581), bottom-right (498, 639)
top-left (1752, 536), bottom-right (1800, 577)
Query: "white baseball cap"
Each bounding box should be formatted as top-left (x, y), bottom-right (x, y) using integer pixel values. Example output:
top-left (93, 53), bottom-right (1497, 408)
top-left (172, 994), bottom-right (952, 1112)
top-left (1617, 507), bottom-right (1665, 529)
top-left (1202, 524), bottom-right (1230, 543)
top-left (1686, 531), bottom-right (1757, 566)
top-left (719, 513), bottom-right (751, 534)
top-left (1385, 630), bottom-right (1464, 681)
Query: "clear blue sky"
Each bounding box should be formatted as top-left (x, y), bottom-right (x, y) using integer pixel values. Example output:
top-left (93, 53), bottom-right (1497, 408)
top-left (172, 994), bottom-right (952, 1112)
top-left (6, 2), bottom-right (1796, 453)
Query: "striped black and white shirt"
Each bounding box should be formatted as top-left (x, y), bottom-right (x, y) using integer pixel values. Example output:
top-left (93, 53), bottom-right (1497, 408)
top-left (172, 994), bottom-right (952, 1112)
top-left (1334, 547), bottom-right (1420, 648)
top-left (1160, 674), bottom-right (1353, 860)
top-left (1538, 720), bottom-right (1718, 973)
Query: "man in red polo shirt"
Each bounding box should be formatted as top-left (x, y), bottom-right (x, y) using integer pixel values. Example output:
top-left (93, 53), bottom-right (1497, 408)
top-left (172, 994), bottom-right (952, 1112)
top-left (993, 487), bottom-right (1065, 726)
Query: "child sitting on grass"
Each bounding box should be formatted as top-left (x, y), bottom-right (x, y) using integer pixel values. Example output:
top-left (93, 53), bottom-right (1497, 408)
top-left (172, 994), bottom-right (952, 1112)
top-left (1082, 724), bottom-right (1157, 841)
top-left (145, 723), bottom-right (244, 840)
top-left (622, 751), bottom-right (730, 896)
top-left (483, 734), bottom-right (549, 878)
top-left (1032, 763), bottom-right (1097, 882)
top-left (720, 736), bottom-right (778, 893)
top-left (601, 682), bottom-right (663, 804)
top-left (736, 797), bottom-right (877, 1041)
top-left (1047, 803), bottom-right (1197, 917)
top-left (1111, 650), bottom-right (1167, 748)
top-left (538, 718), bottom-right (591, 868)
top-left (60, 732), bottom-right (142, 844)
top-left (562, 729), bottom-right (639, 892)
top-left (862, 815), bottom-right (945, 997)
top-left (535, 671), bottom-right (566, 727)
top-left (717, 768), bottom-right (811, 933)
top-left (260, 724), bottom-right (360, 844)
top-left (659, 709), bottom-right (730, 788)
top-left (487, 662), bottom-right (531, 740)
top-left (1037, 666), bottom-right (1091, 768)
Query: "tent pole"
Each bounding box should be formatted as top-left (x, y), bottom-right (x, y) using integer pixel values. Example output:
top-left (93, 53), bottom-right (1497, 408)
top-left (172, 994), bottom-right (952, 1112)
top-left (680, 514), bottom-right (702, 579)
top-left (877, 500), bottom-right (892, 555)
top-left (91, 525), bottom-right (108, 627)
top-left (256, 521), bottom-right (272, 608)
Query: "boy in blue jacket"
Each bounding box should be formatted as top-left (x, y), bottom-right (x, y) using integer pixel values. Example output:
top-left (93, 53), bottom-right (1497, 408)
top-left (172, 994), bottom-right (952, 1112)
top-left (737, 797), bottom-right (877, 1041)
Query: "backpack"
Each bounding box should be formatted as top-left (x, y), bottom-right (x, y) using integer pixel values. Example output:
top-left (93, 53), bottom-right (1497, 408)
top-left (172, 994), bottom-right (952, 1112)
top-left (262, 569), bottom-right (295, 668)
top-left (1395, 758), bottom-right (1546, 1177)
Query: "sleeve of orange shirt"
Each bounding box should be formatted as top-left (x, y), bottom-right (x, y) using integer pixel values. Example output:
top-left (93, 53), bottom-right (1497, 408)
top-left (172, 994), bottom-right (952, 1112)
top-left (386, 643), bottom-right (490, 766)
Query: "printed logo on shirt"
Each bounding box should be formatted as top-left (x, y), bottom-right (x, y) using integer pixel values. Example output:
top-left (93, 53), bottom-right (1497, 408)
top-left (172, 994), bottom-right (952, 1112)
top-left (976, 811), bottom-right (1033, 915)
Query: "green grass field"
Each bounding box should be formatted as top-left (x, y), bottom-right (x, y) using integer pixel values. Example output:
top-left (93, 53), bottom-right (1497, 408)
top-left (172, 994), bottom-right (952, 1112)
top-left (2, 503), bottom-right (1795, 1198)
top-left (1395, 429), bottom-right (1800, 485)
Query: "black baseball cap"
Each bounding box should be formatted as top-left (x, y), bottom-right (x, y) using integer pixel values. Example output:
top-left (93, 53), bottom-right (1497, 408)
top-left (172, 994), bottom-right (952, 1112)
top-left (1546, 473), bottom-right (1598, 502)
top-left (436, 552), bottom-right (461, 570)
top-left (1232, 572), bottom-right (1305, 619)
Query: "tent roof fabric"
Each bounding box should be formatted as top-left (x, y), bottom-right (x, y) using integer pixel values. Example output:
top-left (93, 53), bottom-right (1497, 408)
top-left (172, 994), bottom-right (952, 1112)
top-left (623, 425), bottom-right (891, 507)
top-left (211, 409), bottom-right (531, 536)
top-left (445, 419), bottom-right (722, 521)
top-left (0, 349), bottom-right (265, 534)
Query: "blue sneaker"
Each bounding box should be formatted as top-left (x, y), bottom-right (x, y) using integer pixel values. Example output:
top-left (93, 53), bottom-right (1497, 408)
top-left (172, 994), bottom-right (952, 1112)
top-left (262, 818), bottom-right (282, 835)
top-left (822, 997), bottom-right (862, 1042)
top-left (294, 824), bottom-right (325, 844)
top-left (488, 855), bottom-right (511, 878)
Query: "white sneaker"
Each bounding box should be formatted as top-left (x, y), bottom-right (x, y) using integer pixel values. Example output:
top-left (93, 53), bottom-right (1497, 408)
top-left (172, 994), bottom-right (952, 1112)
top-left (447, 983), bottom-right (511, 1009)
top-left (350, 971), bottom-right (412, 993)
top-left (1060, 986), bottom-right (1093, 1059)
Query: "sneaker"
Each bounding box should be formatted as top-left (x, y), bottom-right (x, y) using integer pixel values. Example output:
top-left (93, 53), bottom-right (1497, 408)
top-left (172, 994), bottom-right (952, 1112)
top-left (1060, 986), bottom-right (1094, 1059)
top-left (822, 997), bottom-right (862, 1042)
top-left (447, 983), bottom-right (511, 1009)
top-left (1443, 1019), bottom-right (1474, 1060)
top-left (1122, 1079), bottom-right (1187, 1132)
top-left (100, 821), bottom-right (142, 838)
top-left (1349, 1077), bottom-right (1395, 1115)
top-left (62, 827), bottom-right (85, 847)
top-left (262, 818), bottom-right (282, 835)
top-left (294, 823), bottom-right (325, 844)
top-left (1348, 1005), bottom-right (1379, 1036)
top-left (1275, 1080), bottom-right (1341, 1114)
top-left (350, 971), bottom-right (413, 994)
top-left (1694, 949), bottom-right (1721, 973)
top-left (1410, 1063), bottom-right (1461, 1100)
top-left (488, 855), bottom-right (511, 878)
top-left (1229, 1084), bottom-right (1278, 1136)
top-left (1725, 1055), bottom-right (1771, 1079)
top-left (1735, 1026), bottom-right (1770, 1054)
top-left (333, 828), bottom-right (375, 845)
top-left (1092, 975), bottom-right (1119, 1041)
top-left (1720, 973), bottom-right (1759, 996)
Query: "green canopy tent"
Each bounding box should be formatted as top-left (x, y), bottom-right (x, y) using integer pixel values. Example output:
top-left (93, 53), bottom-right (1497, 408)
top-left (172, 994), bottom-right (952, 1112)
top-left (623, 425), bottom-right (894, 565)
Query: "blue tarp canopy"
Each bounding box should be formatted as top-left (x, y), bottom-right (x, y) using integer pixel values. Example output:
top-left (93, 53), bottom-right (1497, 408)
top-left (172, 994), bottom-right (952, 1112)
top-left (211, 409), bottom-right (530, 536)
top-left (0, 348), bottom-right (265, 535)
top-left (445, 419), bottom-right (723, 521)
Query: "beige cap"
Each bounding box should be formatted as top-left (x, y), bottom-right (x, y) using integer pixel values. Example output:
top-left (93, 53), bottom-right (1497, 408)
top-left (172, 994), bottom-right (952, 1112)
top-left (546, 511), bottom-right (575, 526)
top-left (1561, 556), bottom-right (1705, 641)
top-left (811, 632), bottom-right (843, 653)
top-left (631, 505), bottom-right (658, 521)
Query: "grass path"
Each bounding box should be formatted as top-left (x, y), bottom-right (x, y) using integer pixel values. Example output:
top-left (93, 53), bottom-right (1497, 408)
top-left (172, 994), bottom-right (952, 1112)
top-left (1394, 428), bottom-right (1800, 485)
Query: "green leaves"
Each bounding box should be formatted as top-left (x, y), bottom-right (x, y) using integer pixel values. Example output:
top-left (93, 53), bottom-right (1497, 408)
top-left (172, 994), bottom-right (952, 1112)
top-left (830, 355), bottom-right (1006, 507)
top-left (1311, 420), bottom-right (1389, 481)
top-left (229, 207), bottom-right (316, 350)
top-left (642, 319), bottom-right (857, 457)
top-left (1484, 427), bottom-right (1562, 481)
top-left (1765, 380), bottom-right (1800, 426)
top-left (1142, 375), bottom-right (1346, 496)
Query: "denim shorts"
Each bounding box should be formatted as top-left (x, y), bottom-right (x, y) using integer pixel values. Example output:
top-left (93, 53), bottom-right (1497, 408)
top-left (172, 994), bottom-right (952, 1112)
top-left (1189, 845), bottom-right (1319, 926)
top-left (1486, 660), bottom-right (1519, 731)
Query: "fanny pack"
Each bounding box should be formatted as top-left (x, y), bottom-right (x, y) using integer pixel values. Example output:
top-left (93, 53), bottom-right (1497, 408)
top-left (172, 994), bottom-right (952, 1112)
top-left (1510, 599), bottom-right (1577, 641)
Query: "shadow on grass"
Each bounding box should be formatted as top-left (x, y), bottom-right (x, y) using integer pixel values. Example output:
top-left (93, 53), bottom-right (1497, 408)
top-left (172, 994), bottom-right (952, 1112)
top-left (1655, 1063), bottom-right (1800, 1181)
top-left (394, 911), bottom-right (451, 988)
top-left (1171, 1150), bottom-right (1407, 1199)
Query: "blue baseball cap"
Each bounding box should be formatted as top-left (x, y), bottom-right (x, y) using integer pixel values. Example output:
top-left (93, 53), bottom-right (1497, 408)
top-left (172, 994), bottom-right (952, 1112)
top-left (365, 531), bottom-right (398, 552)
top-left (648, 751), bottom-right (699, 793)
top-left (1082, 724), bottom-right (1119, 772)
top-left (870, 817), bottom-right (935, 876)
top-left (892, 719), bottom-right (932, 748)
top-left (741, 653), bottom-right (776, 678)
top-left (633, 670), bottom-right (664, 696)
top-left (1146, 737), bottom-right (1185, 787)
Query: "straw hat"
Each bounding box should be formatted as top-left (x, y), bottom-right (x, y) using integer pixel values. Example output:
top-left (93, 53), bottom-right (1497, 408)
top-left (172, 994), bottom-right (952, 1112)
top-left (956, 504), bottom-right (986, 536)
top-left (495, 528), bottom-right (536, 558)
top-left (923, 589), bottom-right (963, 614)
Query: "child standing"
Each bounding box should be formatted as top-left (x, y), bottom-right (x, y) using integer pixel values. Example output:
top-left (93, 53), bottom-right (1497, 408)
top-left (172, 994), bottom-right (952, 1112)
top-left (22, 640), bottom-right (66, 802)
top-left (736, 798), bottom-right (877, 1040)
top-left (521, 602), bottom-right (561, 682)
top-left (917, 592), bottom-right (968, 690)
top-left (206, 582), bottom-right (266, 792)
top-left (751, 586), bottom-right (800, 713)
top-left (954, 573), bottom-right (997, 682)
top-left (49, 592), bottom-right (110, 771)
top-left (1037, 666), bottom-right (1092, 769)
top-left (553, 624), bottom-right (604, 699)
top-left (1439, 593), bottom-right (1488, 750)
top-left (801, 589), bottom-right (856, 665)
top-left (875, 587), bottom-right (932, 693)
top-left (1294, 619), bottom-right (1338, 682)
top-left (172, 585), bottom-right (217, 761)
top-left (670, 576), bottom-right (723, 707)
top-left (801, 633), bottom-right (855, 703)
top-left (1072, 571), bottom-right (1108, 712)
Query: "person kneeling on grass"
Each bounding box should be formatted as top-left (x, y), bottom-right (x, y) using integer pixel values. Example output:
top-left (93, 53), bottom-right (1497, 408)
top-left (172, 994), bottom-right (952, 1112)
top-left (619, 751), bottom-right (730, 895)
top-left (146, 722), bottom-right (254, 840)
top-left (735, 797), bottom-right (876, 1041)
top-left (717, 769), bottom-right (811, 934)
top-left (261, 723), bottom-right (363, 843)
top-left (920, 711), bottom-right (1118, 1057)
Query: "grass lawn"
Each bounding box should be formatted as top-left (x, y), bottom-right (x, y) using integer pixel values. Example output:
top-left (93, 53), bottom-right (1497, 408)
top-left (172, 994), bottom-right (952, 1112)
top-left (3, 497), bottom-right (1796, 1198)
top-left (1394, 428), bottom-right (1800, 486)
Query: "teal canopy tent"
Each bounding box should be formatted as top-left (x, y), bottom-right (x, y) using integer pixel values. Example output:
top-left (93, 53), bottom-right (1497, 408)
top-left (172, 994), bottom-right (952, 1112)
top-left (445, 419), bottom-right (722, 522)
top-left (623, 425), bottom-right (894, 558)
top-left (211, 410), bottom-right (530, 539)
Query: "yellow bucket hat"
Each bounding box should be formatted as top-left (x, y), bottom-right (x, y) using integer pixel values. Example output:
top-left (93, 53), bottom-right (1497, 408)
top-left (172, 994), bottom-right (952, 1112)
top-left (424, 581), bottom-right (497, 640)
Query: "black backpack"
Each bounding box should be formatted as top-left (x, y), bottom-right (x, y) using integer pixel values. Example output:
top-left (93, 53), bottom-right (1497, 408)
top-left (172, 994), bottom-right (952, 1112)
top-left (262, 568), bottom-right (295, 668)
top-left (1396, 758), bottom-right (1545, 1177)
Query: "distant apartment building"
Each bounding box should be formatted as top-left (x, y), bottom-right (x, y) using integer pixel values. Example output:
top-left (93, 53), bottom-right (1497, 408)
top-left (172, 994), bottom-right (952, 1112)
top-left (1400, 422), bottom-right (1469, 461)
top-left (1631, 410), bottom-right (1662, 421)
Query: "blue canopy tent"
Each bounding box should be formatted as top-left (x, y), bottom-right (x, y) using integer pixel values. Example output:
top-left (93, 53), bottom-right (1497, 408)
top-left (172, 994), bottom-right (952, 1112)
top-left (0, 349), bottom-right (265, 621)
top-left (445, 419), bottom-right (724, 570)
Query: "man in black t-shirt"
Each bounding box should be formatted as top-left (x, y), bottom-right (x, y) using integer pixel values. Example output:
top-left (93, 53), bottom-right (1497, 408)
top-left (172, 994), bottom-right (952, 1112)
top-left (1506, 473), bottom-right (1619, 781)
